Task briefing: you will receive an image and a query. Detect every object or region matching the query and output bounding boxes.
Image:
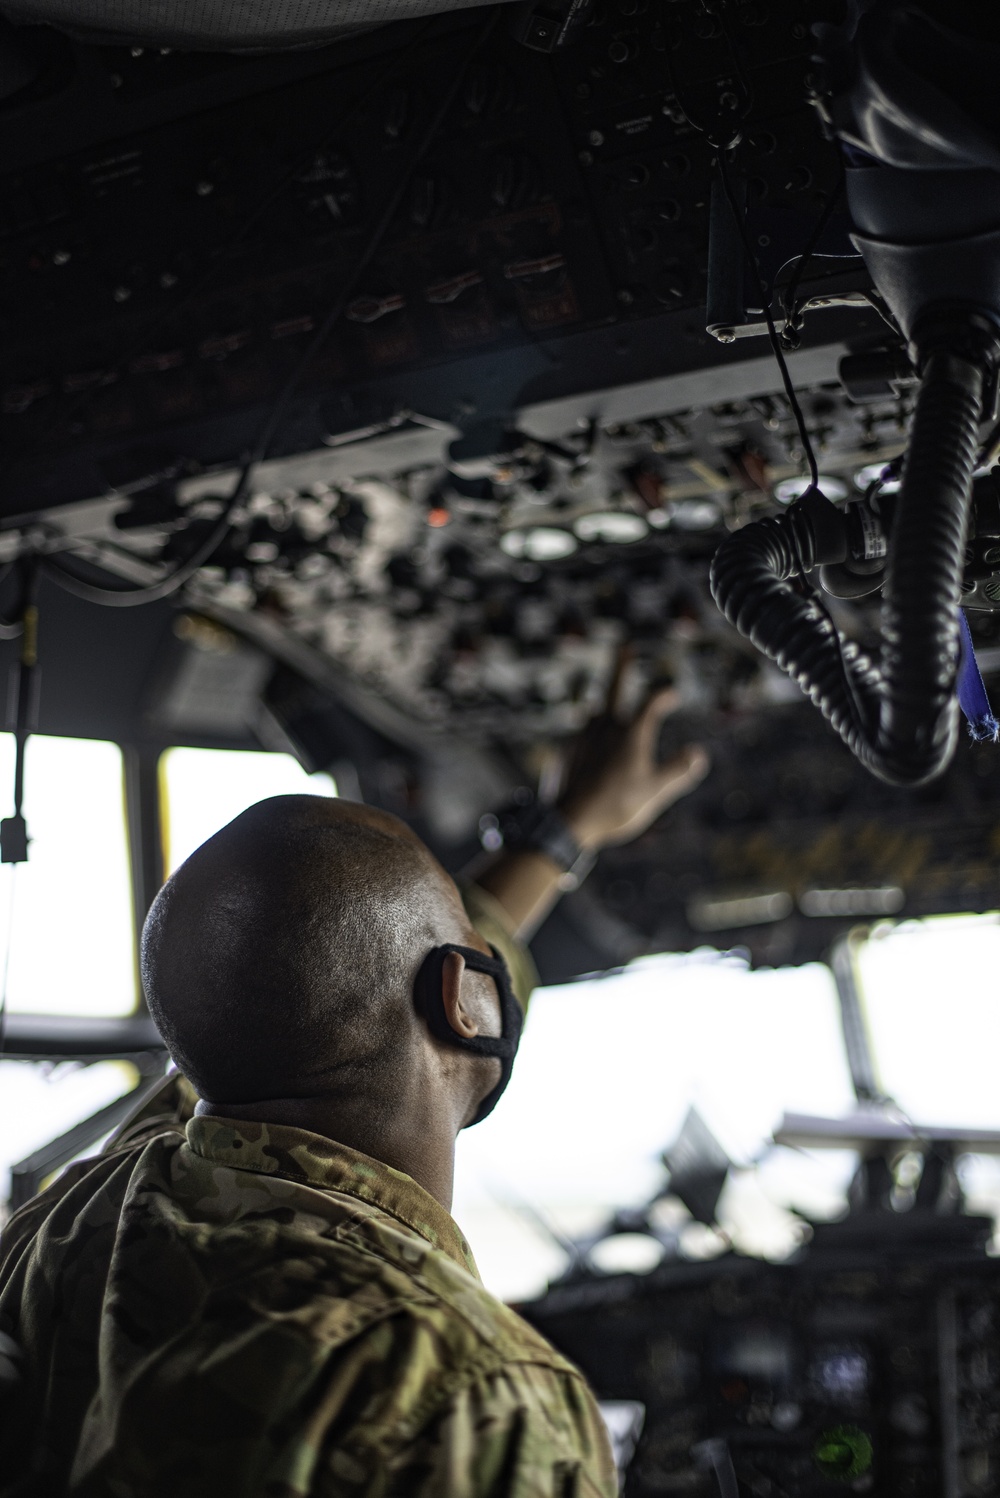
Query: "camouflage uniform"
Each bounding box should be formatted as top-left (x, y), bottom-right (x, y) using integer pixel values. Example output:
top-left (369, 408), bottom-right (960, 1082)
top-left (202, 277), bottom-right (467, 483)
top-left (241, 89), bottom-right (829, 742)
top-left (0, 887), bottom-right (616, 1497)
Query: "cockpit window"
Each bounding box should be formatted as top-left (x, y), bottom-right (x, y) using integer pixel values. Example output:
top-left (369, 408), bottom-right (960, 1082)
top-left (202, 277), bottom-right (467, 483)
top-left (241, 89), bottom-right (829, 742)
top-left (0, 735), bottom-right (134, 1018)
top-left (160, 747), bottom-right (335, 876)
top-left (453, 953), bottom-right (857, 1301)
top-left (857, 914), bottom-right (1000, 1127)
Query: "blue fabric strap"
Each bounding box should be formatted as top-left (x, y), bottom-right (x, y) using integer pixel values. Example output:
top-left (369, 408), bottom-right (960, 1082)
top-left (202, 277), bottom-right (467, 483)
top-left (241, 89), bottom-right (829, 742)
top-left (958, 609), bottom-right (1000, 743)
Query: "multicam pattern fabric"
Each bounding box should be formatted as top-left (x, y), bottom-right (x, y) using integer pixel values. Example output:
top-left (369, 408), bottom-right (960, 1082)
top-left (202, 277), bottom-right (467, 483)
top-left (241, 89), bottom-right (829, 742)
top-left (0, 1105), bottom-right (615, 1497)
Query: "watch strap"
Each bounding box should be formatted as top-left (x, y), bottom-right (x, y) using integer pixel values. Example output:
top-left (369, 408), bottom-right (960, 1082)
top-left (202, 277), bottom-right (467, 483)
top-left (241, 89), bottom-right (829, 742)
top-left (492, 802), bottom-right (597, 890)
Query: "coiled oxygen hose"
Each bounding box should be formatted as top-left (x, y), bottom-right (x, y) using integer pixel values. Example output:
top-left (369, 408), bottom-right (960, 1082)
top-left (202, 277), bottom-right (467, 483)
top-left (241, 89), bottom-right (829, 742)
top-left (710, 346), bottom-right (985, 787)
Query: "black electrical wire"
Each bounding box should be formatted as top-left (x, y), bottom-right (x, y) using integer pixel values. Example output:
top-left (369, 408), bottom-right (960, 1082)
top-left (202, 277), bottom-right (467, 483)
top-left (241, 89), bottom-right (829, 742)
top-left (8, 562), bottom-right (38, 828)
top-left (713, 343), bottom-right (988, 785)
top-left (778, 488), bottom-right (877, 741)
top-left (0, 850), bottom-right (15, 1053)
top-left (46, 508), bottom-right (243, 606)
top-left (676, 24), bottom-right (990, 788)
top-left (715, 150), bottom-right (882, 738)
top-left (0, 558), bottom-right (38, 1056)
top-left (778, 174), bottom-right (845, 345)
top-left (645, 48), bottom-right (892, 754)
top-left (659, 31), bottom-right (818, 490)
top-left (45, 9), bottom-right (501, 608)
top-left (716, 149), bottom-right (820, 494)
top-left (661, 3), bottom-right (754, 150)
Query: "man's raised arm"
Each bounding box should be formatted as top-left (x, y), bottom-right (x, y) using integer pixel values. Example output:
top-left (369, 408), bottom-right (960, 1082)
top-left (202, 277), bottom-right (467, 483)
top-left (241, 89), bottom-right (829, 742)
top-left (471, 688), bottom-right (709, 942)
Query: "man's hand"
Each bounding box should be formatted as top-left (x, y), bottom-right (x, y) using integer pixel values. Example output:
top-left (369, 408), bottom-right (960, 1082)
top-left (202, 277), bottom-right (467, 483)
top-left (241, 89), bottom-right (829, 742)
top-left (559, 687), bottom-right (709, 851)
top-left (471, 666), bottom-right (709, 941)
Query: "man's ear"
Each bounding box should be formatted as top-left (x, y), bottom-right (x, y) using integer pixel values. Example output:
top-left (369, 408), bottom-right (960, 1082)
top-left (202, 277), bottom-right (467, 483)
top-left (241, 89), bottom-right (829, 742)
top-left (440, 949), bottom-right (481, 1039)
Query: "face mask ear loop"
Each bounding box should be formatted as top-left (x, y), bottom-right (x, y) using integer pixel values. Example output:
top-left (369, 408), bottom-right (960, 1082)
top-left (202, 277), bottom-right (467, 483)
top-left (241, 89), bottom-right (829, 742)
top-left (412, 942), bottom-right (524, 1126)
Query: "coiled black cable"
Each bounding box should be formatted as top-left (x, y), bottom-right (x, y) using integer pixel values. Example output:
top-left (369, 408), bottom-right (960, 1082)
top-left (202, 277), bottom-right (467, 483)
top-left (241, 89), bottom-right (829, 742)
top-left (711, 346), bottom-right (985, 787)
top-left (879, 353), bottom-right (983, 778)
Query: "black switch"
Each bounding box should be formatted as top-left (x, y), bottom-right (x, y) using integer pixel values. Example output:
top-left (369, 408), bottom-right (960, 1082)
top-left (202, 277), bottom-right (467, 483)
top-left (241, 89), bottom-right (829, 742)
top-left (522, 13), bottom-right (558, 48)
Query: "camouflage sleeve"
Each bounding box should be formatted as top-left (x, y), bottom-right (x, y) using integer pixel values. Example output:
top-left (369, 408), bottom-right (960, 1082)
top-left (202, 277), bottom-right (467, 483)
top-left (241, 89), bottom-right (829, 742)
top-left (380, 1362), bottom-right (617, 1498)
top-left (460, 882), bottom-right (539, 1014)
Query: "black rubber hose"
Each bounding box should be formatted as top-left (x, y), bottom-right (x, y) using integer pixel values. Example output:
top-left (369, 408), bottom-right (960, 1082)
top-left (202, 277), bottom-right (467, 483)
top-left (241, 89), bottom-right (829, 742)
top-left (710, 351), bottom-right (984, 787)
top-left (877, 353), bottom-right (982, 781)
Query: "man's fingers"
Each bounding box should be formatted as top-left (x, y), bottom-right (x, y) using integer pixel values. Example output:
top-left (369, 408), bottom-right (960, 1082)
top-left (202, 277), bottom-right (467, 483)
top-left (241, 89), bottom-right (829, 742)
top-left (658, 743), bottom-right (710, 795)
top-left (604, 644), bottom-right (633, 719)
top-left (635, 685), bottom-right (680, 758)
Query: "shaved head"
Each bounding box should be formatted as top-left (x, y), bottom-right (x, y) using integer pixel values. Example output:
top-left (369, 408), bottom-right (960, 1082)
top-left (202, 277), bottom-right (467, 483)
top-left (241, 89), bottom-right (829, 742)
top-left (141, 796), bottom-right (469, 1105)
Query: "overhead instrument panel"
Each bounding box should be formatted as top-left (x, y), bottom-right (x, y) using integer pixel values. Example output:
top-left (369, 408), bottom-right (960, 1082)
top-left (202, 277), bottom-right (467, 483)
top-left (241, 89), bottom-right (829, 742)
top-left (0, 0), bottom-right (871, 510)
top-left (0, 3), bottom-right (996, 976)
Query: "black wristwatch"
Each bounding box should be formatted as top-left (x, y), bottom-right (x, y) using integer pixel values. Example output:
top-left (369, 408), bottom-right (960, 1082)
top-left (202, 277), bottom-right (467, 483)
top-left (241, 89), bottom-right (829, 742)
top-left (485, 802), bottom-right (597, 891)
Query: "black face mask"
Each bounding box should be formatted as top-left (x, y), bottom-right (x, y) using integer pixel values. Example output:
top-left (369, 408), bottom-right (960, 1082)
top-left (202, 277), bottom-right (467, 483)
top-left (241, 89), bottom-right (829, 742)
top-left (413, 942), bottom-right (523, 1127)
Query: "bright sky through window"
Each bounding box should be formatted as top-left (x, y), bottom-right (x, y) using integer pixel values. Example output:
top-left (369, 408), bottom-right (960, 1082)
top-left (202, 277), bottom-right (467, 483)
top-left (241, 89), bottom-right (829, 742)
top-left (0, 735), bottom-right (134, 1017)
top-left (161, 747), bottom-right (336, 875)
top-left (453, 951), bottom-right (858, 1301)
top-left (0, 1059), bottom-right (136, 1203)
top-left (857, 913), bottom-right (1000, 1127)
top-left (0, 744), bottom-right (336, 1205)
top-left (450, 917), bottom-right (1000, 1303)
